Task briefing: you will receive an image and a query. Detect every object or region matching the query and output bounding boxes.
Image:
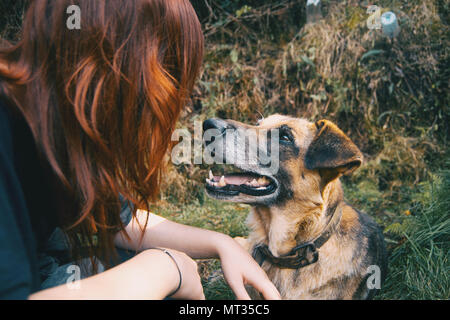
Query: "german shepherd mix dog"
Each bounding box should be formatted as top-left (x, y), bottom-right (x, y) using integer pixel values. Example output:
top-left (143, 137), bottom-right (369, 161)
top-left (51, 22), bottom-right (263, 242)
top-left (203, 115), bottom-right (387, 300)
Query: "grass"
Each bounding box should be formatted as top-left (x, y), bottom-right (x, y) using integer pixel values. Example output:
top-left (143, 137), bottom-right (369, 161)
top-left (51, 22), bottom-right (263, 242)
top-left (150, 198), bottom-right (250, 238)
top-left (377, 168), bottom-right (450, 299)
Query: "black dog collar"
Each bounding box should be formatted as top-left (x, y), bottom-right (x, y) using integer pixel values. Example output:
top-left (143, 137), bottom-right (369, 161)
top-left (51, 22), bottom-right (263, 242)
top-left (252, 202), bottom-right (342, 269)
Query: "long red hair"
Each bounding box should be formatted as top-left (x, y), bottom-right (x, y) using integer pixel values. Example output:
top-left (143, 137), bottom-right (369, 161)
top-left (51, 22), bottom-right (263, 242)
top-left (0, 0), bottom-right (203, 266)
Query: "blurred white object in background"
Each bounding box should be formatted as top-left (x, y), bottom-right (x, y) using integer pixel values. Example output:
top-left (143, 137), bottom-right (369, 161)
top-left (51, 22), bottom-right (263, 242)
top-left (306, 0), bottom-right (322, 23)
top-left (381, 11), bottom-right (400, 38)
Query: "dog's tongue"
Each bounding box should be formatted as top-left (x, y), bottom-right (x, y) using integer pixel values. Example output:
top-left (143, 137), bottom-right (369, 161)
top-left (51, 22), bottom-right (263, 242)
top-left (223, 175), bottom-right (252, 185)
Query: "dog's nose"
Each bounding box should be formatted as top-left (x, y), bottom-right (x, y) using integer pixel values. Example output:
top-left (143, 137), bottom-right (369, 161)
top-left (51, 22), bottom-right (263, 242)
top-left (202, 118), bottom-right (229, 133)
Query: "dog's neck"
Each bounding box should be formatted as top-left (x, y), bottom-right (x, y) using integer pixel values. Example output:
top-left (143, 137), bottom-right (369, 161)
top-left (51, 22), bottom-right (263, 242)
top-left (248, 179), bottom-right (344, 256)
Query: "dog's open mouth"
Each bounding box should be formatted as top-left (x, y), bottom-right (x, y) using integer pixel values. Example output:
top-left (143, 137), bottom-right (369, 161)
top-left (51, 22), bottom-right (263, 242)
top-left (205, 170), bottom-right (277, 197)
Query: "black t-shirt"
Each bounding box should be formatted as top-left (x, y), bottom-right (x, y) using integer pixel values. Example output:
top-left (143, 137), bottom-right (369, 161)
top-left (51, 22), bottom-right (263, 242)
top-left (0, 99), bottom-right (133, 299)
top-left (0, 99), bottom-right (57, 298)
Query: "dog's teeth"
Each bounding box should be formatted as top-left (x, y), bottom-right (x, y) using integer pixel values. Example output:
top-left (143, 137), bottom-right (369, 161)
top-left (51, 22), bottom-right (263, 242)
top-left (251, 179), bottom-right (259, 187)
top-left (218, 176), bottom-right (226, 187)
top-left (258, 177), bottom-right (268, 185)
top-left (209, 170), bottom-right (214, 180)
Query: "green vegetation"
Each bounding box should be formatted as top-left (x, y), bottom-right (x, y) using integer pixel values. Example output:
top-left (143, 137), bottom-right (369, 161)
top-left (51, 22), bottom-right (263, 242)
top-left (377, 169), bottom-right (449, 299)
top-left (1, 0), bottom-right (448, 300)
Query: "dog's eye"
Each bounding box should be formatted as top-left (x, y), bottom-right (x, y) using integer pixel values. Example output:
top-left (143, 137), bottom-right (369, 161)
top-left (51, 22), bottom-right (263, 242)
top-left (278, 125), bottom-right (294, 144)
top-left (280, 133), bottom-right (292, 143)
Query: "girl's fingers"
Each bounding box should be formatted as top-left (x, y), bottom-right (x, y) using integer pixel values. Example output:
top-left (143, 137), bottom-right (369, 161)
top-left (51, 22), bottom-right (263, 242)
top-left (228, 279), bottom-right (251, 300)
top-left (246, 275), bottom-right (281, 300)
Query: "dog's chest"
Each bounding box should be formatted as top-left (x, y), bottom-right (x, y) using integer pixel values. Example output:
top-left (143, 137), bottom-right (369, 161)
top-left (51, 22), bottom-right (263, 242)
top-left (248, 234), bottom-right (362, 300)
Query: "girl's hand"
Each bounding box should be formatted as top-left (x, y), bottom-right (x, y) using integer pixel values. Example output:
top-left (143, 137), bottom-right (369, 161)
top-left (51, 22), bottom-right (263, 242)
top-left (217, 236), bottom-right (281, 300)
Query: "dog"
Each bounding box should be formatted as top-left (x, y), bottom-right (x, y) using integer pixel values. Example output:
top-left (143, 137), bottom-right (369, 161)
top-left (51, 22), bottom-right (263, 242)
top-left (203, 115), bottom-right (387, 300)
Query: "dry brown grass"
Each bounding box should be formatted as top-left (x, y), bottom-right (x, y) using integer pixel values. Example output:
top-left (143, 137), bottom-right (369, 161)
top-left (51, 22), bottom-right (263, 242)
top-left (161, 0), bottom-right (448, 208)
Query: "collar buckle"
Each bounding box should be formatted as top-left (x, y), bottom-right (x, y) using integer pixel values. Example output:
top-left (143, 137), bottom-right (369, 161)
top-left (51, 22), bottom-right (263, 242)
top-left (290, 242), bottom-right (319, 268)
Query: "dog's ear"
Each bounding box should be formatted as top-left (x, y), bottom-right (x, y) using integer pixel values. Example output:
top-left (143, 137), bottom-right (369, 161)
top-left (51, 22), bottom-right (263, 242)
top-left (305, 120), bottom-right (363, 185)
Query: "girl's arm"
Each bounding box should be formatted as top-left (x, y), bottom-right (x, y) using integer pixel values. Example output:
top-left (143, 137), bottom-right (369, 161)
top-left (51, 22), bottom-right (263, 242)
top-left (115, 209), bottom-right (227, 258)
top-left (114, 210), bottom-right (281, 300)
top-left (29, 248), bottom-right (204, 300)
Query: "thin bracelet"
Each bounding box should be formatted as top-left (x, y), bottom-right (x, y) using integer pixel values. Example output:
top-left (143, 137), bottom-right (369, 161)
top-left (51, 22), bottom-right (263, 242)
top-left (150, 248), bottom-right (182, 297)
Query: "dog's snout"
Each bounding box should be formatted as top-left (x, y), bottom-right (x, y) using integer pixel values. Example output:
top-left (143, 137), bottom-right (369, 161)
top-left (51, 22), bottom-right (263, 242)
top-left (202, 118), bottom-right (229, 133)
